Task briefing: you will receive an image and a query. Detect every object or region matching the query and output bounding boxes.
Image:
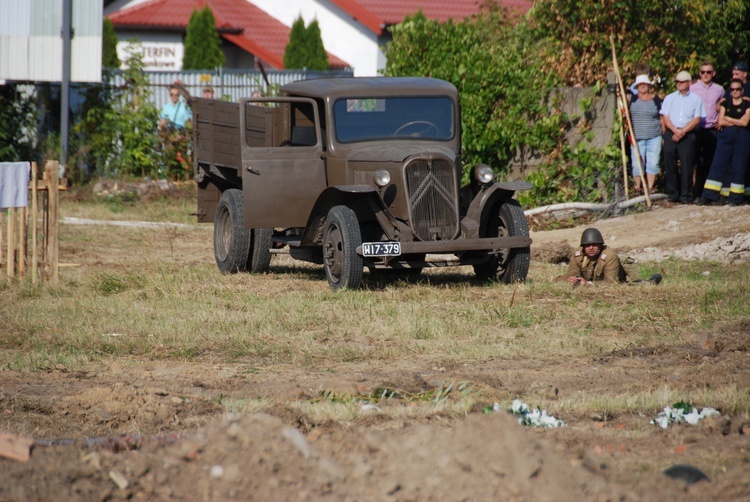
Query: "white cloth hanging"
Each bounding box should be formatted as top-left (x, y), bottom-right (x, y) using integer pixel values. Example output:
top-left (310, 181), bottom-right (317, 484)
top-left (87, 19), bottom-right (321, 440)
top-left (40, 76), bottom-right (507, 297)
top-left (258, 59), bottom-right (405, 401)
top-left (0, 162), bottom-right (30, 208)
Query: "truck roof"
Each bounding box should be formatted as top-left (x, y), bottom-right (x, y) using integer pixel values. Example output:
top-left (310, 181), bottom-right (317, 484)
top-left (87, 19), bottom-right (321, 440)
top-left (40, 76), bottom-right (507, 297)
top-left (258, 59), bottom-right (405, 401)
top-left (280, 77), bottom-right (458, 99)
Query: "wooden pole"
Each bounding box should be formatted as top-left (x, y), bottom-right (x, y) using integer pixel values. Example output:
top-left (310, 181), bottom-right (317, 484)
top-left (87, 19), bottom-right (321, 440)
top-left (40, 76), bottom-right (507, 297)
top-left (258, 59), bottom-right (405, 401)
top-left (45, 161), bottom-right (60, 283)
top-left (31, 161), bottom-right (38, 284)
top-left (18, 206), bottom-right (26, 280)
top-left (0, 210), bottom-right (3, 276)
top-left (618, 121), bottom-right (630, 200)
top-left (610, 34), bottom-right (652, 207)
top-left (7, 207), bottom-right (15, 279)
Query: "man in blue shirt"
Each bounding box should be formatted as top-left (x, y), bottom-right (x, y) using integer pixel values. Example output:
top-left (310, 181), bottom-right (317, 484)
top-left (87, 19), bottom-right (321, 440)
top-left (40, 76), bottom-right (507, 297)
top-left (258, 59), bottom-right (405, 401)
top-left (159, 84), bottom-right (192, 131)
top-left (660, 71), bottom-right (706, 203)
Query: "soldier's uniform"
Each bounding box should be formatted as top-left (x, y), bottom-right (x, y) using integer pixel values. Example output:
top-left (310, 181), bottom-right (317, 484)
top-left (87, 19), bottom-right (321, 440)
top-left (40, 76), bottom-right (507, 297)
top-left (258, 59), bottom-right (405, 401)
top-left (565, 245), bottom-right (626, 283)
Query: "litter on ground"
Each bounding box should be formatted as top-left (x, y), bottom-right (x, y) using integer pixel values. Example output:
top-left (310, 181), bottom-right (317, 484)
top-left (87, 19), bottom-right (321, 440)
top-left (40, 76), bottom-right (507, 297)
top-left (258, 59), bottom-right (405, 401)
top-left (650, 402), bottom-right (720, 429)
top-left (496, 399), bottom-right (566, 428)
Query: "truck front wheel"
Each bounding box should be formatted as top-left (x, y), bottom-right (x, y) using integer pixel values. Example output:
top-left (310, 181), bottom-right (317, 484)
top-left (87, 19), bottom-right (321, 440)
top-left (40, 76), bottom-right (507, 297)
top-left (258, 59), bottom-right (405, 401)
top-left (473, 199), bottom-right (530, 283)
top-left (323, 206), bottom-right (363, 290)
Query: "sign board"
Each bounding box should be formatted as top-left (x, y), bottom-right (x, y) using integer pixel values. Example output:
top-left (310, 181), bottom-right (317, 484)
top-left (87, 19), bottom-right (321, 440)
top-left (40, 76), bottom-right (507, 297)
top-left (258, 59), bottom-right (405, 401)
top-left (117, 35), bottom-right (184, 71)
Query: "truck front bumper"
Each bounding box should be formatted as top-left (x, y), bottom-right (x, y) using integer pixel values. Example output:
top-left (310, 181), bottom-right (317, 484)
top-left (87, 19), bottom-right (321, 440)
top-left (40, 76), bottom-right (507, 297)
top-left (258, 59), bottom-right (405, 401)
top-left (356, 236), bottom-right (531, 256)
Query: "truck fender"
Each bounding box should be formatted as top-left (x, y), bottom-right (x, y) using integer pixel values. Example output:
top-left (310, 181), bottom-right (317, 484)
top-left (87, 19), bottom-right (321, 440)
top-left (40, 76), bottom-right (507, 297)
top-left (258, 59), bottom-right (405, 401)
top-left (299, 186), bottom-right (399, 246)
top-left (465, 181), bottom-right (532, 234)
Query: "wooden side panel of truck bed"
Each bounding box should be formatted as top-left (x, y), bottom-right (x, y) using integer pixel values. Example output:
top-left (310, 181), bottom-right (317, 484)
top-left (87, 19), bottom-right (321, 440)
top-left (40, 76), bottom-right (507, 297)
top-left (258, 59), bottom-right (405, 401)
top-left (193, 98), bottom-right (281, 173)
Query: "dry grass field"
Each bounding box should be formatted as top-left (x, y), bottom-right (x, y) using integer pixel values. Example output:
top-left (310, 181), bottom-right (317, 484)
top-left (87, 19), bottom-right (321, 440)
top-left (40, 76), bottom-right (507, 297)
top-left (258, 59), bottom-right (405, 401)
top-left (1, 184), bottom-right (749, 501)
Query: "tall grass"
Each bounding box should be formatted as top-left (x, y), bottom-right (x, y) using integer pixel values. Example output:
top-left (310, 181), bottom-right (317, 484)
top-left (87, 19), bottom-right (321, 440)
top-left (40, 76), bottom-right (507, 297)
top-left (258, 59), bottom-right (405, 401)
top-left (1, 189), bottom-right (749, 421)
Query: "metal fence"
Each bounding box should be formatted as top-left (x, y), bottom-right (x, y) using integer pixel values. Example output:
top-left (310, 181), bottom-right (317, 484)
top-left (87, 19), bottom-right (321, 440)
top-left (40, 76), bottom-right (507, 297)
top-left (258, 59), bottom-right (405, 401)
top-left (109, 68), bottom-right (354, 109)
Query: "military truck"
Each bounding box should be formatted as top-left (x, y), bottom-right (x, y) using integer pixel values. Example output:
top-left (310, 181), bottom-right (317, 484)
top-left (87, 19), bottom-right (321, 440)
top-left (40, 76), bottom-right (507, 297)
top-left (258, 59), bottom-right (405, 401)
top-left (193, 77), bottom-right (531, 290)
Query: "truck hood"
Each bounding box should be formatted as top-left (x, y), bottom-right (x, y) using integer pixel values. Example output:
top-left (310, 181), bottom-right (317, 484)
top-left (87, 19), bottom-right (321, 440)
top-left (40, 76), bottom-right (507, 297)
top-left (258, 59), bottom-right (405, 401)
top-left (344, 143), bottom-right (458, 163)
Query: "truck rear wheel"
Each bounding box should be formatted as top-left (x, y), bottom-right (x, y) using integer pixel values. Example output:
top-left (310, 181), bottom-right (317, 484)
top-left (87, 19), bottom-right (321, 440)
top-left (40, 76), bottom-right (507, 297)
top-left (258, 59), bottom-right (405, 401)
top-left (473, 199), bottom-right (530, 283)
top-left (214, 189), bottom-right (250, 274)
top-left (323, 206), bottom-right (363, 290)
top-left (214, 189), bottom-right (271, 274)
top-left (248, 228), bottom-right (272, 273)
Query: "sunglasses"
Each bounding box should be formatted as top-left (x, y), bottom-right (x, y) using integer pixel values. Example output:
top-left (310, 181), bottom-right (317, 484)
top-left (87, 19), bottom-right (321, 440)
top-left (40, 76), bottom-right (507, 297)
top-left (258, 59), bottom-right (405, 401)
top-left (700, 70), bottom-right (713, 74)
top-left (731, 87), bottom-right (743, 91)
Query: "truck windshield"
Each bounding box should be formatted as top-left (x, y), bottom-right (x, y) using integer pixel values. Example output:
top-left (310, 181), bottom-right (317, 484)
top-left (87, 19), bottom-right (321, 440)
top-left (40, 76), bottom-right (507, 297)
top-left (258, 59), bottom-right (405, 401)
top-left (333, 96), bottom-right (454, 143)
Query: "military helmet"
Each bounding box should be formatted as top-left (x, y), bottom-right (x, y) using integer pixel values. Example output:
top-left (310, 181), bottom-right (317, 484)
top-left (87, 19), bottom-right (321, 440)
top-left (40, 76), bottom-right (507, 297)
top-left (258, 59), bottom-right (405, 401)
top-left (580, 227), bottom-right (604, 246)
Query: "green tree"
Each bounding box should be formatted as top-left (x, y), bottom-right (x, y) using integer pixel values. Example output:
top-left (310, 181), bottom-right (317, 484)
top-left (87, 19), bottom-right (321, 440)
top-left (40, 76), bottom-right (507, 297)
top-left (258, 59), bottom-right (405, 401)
top-left (386, 10), bottom-right (562, 178)
top-left (305, 20), bottom-right (329, 71)
top-left (529, 0), bottom-right (750, 86)
top-left (74, 42), bottom-right (161, 179)
top-left (102, 18), bottom-right (120, 69)
top-left (283, 16), bottom-right (309, 69)
top-left (0, 85), bottom-right (36, 162)
top-left (182, 7), bottom-right (225, 70)
top-left (283, 16), bottom-right (328, 70)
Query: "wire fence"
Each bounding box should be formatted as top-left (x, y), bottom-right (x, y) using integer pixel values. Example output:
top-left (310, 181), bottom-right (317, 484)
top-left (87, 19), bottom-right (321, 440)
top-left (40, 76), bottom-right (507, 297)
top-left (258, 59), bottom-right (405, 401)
top-left (109, 68), bottom-right (354, 109)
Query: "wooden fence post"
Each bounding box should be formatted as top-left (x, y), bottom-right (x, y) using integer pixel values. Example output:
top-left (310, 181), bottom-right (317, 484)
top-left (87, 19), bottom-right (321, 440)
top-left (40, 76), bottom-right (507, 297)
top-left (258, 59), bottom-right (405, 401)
top-left (31, 162), bottom-right (38, 284)
top-left (44, 161), bottom-right (60, 283)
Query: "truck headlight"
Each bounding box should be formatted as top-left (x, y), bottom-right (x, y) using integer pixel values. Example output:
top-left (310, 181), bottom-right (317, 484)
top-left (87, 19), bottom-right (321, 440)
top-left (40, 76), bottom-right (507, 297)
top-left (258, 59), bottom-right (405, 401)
top-left (374, 169), bottom-right (391, 187)
top-left (475, 165), bottom-right (495, 184)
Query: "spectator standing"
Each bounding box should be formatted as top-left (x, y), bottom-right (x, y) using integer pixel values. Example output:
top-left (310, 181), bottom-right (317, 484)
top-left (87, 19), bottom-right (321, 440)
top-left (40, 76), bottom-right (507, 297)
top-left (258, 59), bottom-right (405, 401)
top-left (629, 74), bottom-right (663, 194)
top-left (697, 78), bottom-right (750, 206)
top-left (159, 84), bottom-right (192, 131)
top-left (725, 62), bottom-right (750, 99)
top-left (660, 71), bottom-right (706, 203)
top-left (690, 61), bottom-right (725, 199)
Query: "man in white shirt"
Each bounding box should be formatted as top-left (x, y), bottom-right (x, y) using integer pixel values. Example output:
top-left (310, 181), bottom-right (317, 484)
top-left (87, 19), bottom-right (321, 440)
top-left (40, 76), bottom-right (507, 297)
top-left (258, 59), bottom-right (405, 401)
top-left (661, 71), bottom-right (707, 203)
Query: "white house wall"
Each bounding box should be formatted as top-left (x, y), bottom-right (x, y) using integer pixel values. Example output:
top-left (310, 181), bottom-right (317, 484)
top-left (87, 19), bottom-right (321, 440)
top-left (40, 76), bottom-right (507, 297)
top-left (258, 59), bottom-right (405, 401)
top-left (234, 0), bottom-right (383, 76)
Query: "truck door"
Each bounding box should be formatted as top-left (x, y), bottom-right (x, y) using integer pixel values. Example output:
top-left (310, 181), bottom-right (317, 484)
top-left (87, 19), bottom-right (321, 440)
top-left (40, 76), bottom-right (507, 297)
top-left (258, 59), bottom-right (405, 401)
top-left (240, 97), bottom-right (326, 228)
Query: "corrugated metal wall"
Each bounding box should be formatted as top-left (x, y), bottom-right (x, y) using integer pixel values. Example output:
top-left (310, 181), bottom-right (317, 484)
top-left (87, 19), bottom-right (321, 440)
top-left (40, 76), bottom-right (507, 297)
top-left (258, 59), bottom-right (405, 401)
top-left (109, 68), bottom-right (354, 109)
top-left (0, 0), bottom-right (101, 82)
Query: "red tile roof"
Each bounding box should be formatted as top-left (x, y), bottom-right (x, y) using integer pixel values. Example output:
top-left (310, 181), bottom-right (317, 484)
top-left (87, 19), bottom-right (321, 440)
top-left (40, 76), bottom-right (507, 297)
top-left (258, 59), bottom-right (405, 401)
top-left (108, 0), bottom-right (533, 68)
top-left (331, 0), bottom-right (533, 34)
top-left (107, 0), bottom-right (349, 69)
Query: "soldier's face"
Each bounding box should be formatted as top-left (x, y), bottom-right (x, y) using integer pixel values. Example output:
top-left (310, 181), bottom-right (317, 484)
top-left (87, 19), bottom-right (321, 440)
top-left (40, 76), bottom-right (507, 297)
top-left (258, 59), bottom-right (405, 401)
top-left (583, 244), bottom-right (601, 257)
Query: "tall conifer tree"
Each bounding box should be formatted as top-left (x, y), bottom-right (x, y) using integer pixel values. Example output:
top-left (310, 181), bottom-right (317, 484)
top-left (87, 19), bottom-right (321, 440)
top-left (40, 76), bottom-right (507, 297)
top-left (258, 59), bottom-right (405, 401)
top-left (102, 19), bottom-right (121, 69)
top-left (183, 7), bottom-right (225, 70)
top-left (283, 16), bottom-right (309, 69)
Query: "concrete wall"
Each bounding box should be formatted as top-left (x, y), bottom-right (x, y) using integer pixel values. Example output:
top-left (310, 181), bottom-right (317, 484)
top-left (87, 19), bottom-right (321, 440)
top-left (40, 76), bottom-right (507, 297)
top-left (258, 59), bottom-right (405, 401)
top-left (506, 73), bottom-right (617, 181)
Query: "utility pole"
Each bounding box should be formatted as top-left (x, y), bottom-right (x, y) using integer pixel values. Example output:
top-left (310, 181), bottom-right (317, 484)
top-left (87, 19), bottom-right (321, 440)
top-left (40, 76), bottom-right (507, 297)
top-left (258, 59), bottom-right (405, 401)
top-left (60, 0), bottom-right (72, 172)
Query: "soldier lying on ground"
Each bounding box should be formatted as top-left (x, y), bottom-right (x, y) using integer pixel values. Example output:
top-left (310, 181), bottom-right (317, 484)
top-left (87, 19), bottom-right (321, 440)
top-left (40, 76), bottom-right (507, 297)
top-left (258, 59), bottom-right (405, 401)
top-left (559, 228), bottom-right (662, 287)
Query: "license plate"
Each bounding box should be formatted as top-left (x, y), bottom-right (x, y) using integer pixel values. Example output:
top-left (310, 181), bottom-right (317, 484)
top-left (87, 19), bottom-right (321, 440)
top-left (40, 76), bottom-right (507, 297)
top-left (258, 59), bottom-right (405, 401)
top-left (362, 241), bottom-right (401, 257)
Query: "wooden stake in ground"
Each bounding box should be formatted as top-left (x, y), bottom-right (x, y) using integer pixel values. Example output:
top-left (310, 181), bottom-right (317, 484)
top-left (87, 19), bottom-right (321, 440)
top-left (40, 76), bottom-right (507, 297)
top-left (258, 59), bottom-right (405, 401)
top-left (610, 34), bottom-right (652, 207)
top-left (45, 161), bottom-right (60, 283)
top-left (7, 207), bottom-right (14, 279)
top-left (31, 161), bottom-right (38, 284)
top-left (618, 115), bottom-right (630, 200)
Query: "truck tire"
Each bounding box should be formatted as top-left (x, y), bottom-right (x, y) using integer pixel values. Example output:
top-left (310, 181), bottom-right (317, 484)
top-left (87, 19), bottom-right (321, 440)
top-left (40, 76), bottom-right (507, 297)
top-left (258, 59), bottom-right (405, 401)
top-left (247, 228), bottom-right (272, 273)
top-left (473, 199), bottom-right (530, 284)
top-left (214, 189), bottom-right (251, 274)
top-left (323, 206), bottom-right (363, 290)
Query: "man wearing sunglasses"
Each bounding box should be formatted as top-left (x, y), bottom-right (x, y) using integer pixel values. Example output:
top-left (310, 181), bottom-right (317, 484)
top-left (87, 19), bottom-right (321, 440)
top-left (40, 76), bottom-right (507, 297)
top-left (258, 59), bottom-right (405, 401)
top-left (159, 84), bottom-right (192, 132)
top-left (660, 71), bottom-right (706, 203)
top-left (690, 61), bottom-right (725, 200)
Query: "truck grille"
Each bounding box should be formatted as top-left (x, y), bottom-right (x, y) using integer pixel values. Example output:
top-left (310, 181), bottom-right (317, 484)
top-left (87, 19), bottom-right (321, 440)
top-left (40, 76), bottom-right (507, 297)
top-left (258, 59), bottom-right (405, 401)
top-left (405, 159), bottom-right (459, 241)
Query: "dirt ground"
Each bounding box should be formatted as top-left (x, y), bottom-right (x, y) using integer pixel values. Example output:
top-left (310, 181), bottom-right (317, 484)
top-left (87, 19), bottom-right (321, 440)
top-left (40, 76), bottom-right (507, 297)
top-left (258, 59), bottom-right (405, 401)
top-left (2, 200), bottom-right (750, 501)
